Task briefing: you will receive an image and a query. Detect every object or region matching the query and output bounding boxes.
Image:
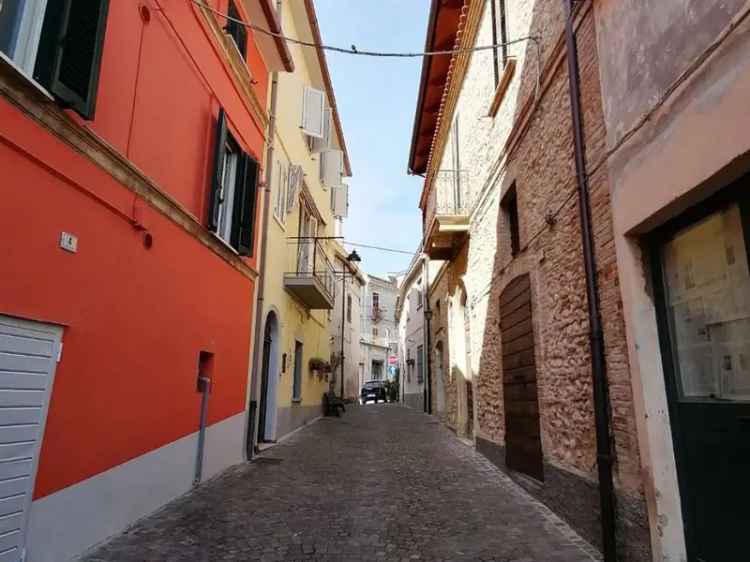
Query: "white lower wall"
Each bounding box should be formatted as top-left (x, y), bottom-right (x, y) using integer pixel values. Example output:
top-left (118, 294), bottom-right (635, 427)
top-left (27, 412), bottom-right (245, 562)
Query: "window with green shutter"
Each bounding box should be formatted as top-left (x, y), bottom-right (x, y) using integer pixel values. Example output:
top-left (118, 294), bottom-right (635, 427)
top-left (0, 0), bottom-right (109, 119)
top-left (208, 108), bottom-right (259, 257)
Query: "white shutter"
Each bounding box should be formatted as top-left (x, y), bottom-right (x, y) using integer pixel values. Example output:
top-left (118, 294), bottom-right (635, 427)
top-left (332, 184), bottom-right (349, 218)
top-left (286, 165), bottom-right (303, 212)
top-left (321, 149), bottom-right (343, 187)
top-left (312, 107), bottom-right (332, 153)
top-left (301, 86), bottom-right (325, 138)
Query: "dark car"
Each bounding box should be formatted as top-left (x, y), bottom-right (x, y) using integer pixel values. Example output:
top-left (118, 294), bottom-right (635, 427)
top-left (361, 380), bottom-right (387, 404)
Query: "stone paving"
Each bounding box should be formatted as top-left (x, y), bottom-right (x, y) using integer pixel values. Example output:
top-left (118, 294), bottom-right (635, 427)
top-left (83, 405), bottom-right (601, 562)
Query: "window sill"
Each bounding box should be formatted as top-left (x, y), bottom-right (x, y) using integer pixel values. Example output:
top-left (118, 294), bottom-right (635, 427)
top-left (0, 51), bottom-right (54, 103)
top-left (291, 398), bottom-right (302, 405)
top-left (212, 233), bottom-right (240, 256)
top-left (488, 58), bottom-right (516, 118)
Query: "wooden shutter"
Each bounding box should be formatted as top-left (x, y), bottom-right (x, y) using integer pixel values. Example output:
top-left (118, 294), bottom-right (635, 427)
top-left (287, 165), bottom-right (303, 212)
top-left (301, 86), bottom-right (325, 138)
top-left (207, 109), bottom-right (228, 232)
top-left (35, 0), bottom-right (110, 119)
top-left (311, 107), bottom-right (332, 153)
top-left (230, 154), bottom-right (260, 257)
top-left (321, 150), bottom-right (343, 187)
top-left (332, 184), bottom-right (349, 218)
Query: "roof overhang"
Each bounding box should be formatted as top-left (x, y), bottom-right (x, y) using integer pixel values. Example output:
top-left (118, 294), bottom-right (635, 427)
top-left (407, 0), bottom-right (464, 176)
top-left (244, 0), bottom-right (294, 72)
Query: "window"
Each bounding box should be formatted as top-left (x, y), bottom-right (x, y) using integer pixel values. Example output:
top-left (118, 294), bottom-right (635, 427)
top-left (417, 345), bottom-right (424, 384)
top-left (490, 0), bottom-right (509, 86)
top-left (372, 327), bottom-right (378, 337)
top-left (0, 0), bottom-right (110, 119)
top-left (273, 161), bottom-right (287, 224)
top-left (407, 348), bottom-right (412, 383)
top-left (225, 1), bottom-right (247, 58)
top-left (372, 292), bottom-right (380, 311)
top-left (502, 183), bottom-right (520, 257)
top-left (292, 341), bottom-right (303, 401)
top-left (347, 295), bottom-right (352, 323)
top-left (208, 109), bottom-right (259, 256)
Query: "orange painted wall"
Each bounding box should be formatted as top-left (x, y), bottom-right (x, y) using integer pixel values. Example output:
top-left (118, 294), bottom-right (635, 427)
top-left (0, 0), bottom-right (271, 498)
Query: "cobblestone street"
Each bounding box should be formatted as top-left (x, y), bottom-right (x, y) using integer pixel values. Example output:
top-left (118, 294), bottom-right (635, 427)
top-left (84, 405), bottom-right (601, 562)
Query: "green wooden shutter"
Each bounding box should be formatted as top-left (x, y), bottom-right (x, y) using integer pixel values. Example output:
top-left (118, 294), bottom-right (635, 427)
top-left (35, 0), bottom-right (110, 119)
top-left (230, 154), bottom-right (259, 257)
top-left (208, 109), bottom-right (228, 232)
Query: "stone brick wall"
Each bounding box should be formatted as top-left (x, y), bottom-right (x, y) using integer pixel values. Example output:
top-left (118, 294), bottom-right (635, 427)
top-left (424, 2), bottom-right (650, 559)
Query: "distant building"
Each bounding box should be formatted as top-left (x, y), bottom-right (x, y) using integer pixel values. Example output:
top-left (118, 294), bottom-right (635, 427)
top-left (359, 275), bottom-right (399, 387)
top-left (396, 251), bottom-right (442, 410)
top-left (330, 243), bottom-right (366, 401)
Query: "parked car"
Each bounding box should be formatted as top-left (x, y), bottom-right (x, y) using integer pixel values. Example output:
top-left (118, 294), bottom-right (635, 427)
top-left (361, 381), bottom-right (387, 404)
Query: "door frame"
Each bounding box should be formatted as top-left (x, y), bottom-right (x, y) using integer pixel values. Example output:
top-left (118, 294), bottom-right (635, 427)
top-left (648, 179), bottom-right (750, 559)
top-left (0, 314), bottom-right (63, 558)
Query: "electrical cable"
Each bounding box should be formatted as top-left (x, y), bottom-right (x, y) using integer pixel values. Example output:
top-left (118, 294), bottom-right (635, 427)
top-left (343, 241), bottom-right (415, 255)
top-left (191, 0), bottom-right (540, 59)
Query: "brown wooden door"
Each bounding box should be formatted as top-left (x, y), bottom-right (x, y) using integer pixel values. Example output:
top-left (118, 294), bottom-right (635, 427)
top-left (500, 274), bottom-right (544, 480)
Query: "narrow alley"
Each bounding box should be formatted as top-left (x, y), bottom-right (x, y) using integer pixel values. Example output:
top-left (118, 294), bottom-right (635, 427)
top-left (83, 406), bottom-right (599, 562)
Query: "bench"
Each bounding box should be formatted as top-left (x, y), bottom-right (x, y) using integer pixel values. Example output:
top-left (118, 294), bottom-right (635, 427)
top-left (322, 391), bottom-right (346, 417)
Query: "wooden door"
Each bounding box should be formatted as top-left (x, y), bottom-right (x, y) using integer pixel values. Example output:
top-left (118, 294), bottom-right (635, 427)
top-left (500, 274), bottom-right (544, 480)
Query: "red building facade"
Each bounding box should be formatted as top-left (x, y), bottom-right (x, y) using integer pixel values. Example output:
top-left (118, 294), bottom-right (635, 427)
top-left (0, 1), bottom-right (291, 560)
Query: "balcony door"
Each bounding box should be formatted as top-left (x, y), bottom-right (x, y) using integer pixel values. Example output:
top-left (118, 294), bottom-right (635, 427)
top-left (653, 193), bottom-right (750, 561)
top-left (298, 206), bottom-right (317, 274)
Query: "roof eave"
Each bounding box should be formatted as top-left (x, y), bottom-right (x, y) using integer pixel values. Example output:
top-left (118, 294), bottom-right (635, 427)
top-left (407, 0), bottom-right (442, 176)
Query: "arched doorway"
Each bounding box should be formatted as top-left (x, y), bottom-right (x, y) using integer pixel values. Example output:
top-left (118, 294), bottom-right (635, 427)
top-left (435, 341), bottom-right (445, 415)
top-left (258, 311), bottom-right (279, 443)
top-left (450, 285), bottom-right (473, 437)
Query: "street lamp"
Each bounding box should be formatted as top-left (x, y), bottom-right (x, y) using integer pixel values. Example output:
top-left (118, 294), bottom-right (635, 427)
top-left (340, 250), bottom-right (361, 398)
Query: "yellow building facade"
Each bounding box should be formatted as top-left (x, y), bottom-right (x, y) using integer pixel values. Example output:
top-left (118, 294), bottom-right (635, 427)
top-left (254, 0), bottom-right (351, 443)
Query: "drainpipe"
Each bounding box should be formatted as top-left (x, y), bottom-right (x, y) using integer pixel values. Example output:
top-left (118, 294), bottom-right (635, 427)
top-left (563, 1), bottom-right (617, 560)
top-left (423, 254), bottom-right (433, 414)
top-left (248, 0), bottom-right (283, 459)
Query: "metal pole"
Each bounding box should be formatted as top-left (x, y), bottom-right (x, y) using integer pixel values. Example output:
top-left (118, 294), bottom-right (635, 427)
top-left (340, 265), bottom-right (346, 398)
top-left (423, 254), bottom-right (433, 414)
top-left (194, 377), bottom-right (211, 485)
top-left (563, 1), bottom-right (617, 559)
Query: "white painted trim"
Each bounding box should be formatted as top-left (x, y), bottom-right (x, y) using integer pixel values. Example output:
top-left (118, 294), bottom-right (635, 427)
top-left (27, 412), bottom-right (245, 562)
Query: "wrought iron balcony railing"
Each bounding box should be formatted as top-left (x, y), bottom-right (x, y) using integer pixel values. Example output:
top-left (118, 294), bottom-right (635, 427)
top-left (284, 238), bottom-right (335, 309)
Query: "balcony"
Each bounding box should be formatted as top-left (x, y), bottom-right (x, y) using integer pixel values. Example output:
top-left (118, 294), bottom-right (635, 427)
top-left (424, 170), bottom-right (472, 259)
top-left (284, 239), bottom-right (335, 309)
top-left (360, 334), bottom-right (391, 348)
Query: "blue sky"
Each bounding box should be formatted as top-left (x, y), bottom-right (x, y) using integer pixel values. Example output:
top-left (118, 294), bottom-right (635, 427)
top-left (314, 0), bottom-right (430, 278)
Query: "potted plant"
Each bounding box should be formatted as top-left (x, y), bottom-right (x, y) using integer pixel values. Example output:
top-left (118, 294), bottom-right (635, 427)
top-left (309, 357), bottom-right (331, 379)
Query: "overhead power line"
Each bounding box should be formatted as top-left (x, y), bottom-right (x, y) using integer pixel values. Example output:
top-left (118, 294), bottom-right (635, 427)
top-left (343, 241), bottom-right (414, 255)
top-left (192, 0), bottom-right (539, 58)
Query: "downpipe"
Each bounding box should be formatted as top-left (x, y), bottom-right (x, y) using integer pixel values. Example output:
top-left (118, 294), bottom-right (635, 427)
top-left (423, 254), bottom-right (433, 414)
top-left (563, 1), bottom-right (618, 560)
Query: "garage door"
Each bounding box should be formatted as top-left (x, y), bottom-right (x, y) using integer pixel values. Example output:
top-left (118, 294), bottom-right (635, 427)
top-left (0, 316), bottom-right (62, 562)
